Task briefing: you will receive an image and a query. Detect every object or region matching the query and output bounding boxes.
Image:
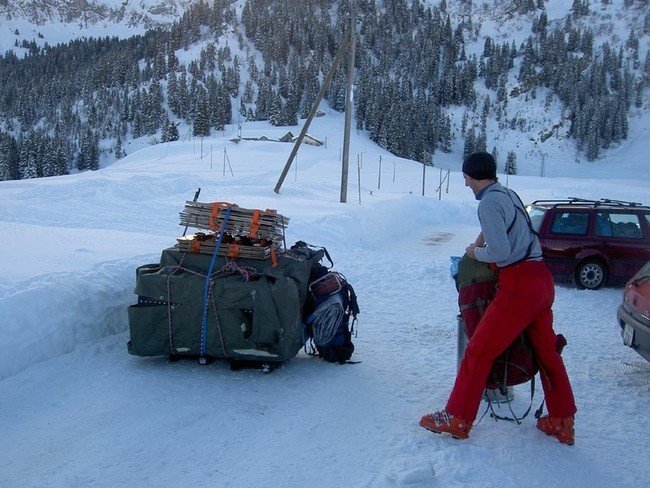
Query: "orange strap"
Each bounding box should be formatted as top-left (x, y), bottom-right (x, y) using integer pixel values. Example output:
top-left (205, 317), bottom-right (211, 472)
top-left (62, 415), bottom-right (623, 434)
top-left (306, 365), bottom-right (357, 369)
top-left (208, 202), bottom-right (235, 231)
top-left (270, 247), bottom-right (278, 268)
top-left (228, 243), bottom-right (240, 258)
top-left (189, 238), bottom-right (201, 253)
top-left (249, 210), bottom-right (261, 238)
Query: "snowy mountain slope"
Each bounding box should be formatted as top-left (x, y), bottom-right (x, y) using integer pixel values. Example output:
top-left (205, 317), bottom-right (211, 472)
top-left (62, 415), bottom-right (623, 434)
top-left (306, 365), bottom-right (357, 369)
top-left (1, 0), bottom-right (647, 179)
top-left (0, 0), bottom-right (195, 26)
top-left (5, 0), bottom-right (645, 54)
top-left (0, 0), bottom-right (197, 53)
top-left (111, 0), bottom-right (648, 177)
top-left (426, 0), bottom-right (649, 174)
top-left (1, 109), bottom-right (649, 487)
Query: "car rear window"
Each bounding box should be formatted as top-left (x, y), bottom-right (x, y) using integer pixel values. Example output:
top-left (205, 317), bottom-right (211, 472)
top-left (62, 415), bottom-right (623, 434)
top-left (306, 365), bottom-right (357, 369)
top-left (597, 212), bottom-right (643, 239)
top-left (550, 212), bottom-right (589, 235)
top-left (527, 206), bottom-right (546, 233)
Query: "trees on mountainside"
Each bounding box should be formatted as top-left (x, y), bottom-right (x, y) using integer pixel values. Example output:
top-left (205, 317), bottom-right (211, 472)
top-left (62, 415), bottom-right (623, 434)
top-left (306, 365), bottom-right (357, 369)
top-left (0, 0), bottom-right (646, 180)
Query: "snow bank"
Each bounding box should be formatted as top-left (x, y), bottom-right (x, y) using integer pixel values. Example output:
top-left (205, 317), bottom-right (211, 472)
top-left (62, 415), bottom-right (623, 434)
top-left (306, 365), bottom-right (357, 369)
top-left (0, 258), bottom-right (144, 380)
top-left (0, 109), bottom-right (648, 488)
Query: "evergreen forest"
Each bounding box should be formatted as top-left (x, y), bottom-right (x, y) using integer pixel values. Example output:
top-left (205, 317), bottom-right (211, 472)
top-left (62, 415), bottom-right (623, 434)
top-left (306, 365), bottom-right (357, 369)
top-left (0, 0), bottom-right (647, 181)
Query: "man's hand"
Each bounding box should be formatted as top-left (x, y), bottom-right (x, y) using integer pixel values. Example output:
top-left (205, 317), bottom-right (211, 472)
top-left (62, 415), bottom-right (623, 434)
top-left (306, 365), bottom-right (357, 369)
top-left (465, 243), bottom-right (477, 259)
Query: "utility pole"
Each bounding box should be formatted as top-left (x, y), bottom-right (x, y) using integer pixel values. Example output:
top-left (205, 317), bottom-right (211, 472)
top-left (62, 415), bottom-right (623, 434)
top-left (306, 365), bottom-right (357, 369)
top-left (223, 148), bottom-right (234, 177)
top-left (357, 154), bottom-right (362, 205)
top-left (273, 0), bottom-right (357, 200)
top-left (340, 0), bottom-right (357, 203)
top-left (377, 155), bottom-right (382, 190)
top-left (421, 151), bottom-right (428, 196)
top-left (274, 28), bottom-right (351, 194)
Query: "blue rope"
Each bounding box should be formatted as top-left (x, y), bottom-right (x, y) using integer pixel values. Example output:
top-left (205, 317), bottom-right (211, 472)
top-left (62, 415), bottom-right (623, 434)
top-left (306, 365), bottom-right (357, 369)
top-left (199, 205), bottom-right (231, 360)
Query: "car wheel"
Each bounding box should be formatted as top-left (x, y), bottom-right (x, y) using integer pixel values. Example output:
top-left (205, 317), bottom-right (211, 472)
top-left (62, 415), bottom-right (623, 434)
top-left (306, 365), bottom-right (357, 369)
top-left (575, 260), bottom-right (607, 290)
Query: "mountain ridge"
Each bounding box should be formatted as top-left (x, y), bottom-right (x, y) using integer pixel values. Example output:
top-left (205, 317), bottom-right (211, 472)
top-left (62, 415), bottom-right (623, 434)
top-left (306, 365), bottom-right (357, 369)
top-left (0, 0), bottom-right (194, 26)
top-left (0, 0), bottom-right (196, 52)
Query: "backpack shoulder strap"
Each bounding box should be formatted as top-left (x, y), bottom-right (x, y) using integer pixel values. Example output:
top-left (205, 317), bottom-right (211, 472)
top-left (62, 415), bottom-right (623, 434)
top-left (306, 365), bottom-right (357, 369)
top-left (345, 282), bottom-right (360, 318)
top-left (493, 187), bottom-right (542, 264)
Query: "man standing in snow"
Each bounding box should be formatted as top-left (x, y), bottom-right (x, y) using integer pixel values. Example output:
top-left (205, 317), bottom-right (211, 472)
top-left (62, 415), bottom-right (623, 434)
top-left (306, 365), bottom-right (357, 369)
top-left (419, 151), bottom-right (577, 445)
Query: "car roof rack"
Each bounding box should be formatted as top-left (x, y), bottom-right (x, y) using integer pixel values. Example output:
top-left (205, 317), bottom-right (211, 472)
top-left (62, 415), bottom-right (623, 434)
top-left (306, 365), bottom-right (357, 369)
top-left (529, 197), bottom-right (649, 209)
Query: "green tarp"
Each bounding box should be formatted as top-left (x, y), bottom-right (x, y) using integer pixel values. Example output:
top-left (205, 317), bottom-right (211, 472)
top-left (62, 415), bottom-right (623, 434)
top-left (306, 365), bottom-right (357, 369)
top-left (127, 246), bottom-right (323, 364)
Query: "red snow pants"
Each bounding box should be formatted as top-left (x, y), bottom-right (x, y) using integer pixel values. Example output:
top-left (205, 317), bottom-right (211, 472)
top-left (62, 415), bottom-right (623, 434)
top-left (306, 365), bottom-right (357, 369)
top-left (446, 260), bottom-right (577, 423)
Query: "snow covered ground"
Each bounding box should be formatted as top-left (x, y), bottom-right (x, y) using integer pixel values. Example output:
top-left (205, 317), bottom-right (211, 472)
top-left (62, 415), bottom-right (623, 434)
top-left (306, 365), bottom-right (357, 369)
top-left (1, 110), bottom-right (649, 488)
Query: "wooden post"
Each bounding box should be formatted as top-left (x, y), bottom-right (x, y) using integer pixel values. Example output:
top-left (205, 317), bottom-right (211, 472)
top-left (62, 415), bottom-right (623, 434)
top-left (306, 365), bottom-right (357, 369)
top-left (378, 155), bottom-right (382, 190)
top-left (421, 152), bottom-right (427, 197)
top-left (224, 148), bottom-right (234, 176)
top-left (340, 0), bottom-right (357, 203)
top-left (357, 154), bottom-right (362, 205)
top-left (274, 28), bottom-right (351, 194)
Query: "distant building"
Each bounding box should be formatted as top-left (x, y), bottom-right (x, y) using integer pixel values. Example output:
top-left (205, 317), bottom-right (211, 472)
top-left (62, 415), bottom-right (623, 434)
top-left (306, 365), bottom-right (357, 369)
top-left (299, 134), bottom-right (324, 147)
top-left (234, 129), bottom-right (322, 146)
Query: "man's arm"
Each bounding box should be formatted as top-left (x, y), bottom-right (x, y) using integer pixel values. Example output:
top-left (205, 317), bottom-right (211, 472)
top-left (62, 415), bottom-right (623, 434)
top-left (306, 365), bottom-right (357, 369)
top-left (472, 197), bottom-right (511, 263)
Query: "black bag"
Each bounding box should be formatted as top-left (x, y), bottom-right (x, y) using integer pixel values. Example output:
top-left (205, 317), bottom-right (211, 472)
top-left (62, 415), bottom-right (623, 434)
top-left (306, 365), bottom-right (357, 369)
top-left (293, 242), bottom-right (360, 364)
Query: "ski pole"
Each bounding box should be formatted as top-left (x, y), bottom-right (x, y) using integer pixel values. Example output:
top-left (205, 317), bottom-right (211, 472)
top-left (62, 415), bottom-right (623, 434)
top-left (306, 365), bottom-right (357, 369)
top-left (182, 187), bottom-right (201, 237)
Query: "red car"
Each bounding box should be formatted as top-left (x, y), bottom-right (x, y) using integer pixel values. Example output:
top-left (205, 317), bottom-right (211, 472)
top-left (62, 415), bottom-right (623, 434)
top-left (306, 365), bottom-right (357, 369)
top-left (526, 198), bottom-right (650, 289)
top-left (617, 262), bottom-right (650, 362)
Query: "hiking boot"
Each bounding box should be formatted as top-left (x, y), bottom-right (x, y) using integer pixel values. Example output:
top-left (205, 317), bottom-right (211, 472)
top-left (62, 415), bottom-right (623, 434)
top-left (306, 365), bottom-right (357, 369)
top-left (419, 410), bottom-right (472, 440)
top-left (536, 415), bottom-right (575, 445)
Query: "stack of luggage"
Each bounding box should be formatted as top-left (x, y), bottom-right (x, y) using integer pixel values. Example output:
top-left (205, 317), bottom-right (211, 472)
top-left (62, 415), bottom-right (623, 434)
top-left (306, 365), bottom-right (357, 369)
top-left (127, 201), bottom-right (324, 370)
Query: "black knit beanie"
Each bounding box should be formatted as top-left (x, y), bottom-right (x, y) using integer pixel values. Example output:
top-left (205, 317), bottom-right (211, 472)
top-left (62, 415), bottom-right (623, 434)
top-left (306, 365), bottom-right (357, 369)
top-left (462, 152), bottom-right (497, 180)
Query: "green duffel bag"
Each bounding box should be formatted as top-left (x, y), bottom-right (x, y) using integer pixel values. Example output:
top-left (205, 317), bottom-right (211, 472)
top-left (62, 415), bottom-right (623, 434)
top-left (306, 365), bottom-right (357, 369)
top-left (127, 245), bottom-right (324, 365)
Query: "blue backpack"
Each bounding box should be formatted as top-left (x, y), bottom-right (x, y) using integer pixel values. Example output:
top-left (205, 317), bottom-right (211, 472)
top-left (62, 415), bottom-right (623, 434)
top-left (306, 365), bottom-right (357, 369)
top-left (295, 243), bottom-right (360, 364)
